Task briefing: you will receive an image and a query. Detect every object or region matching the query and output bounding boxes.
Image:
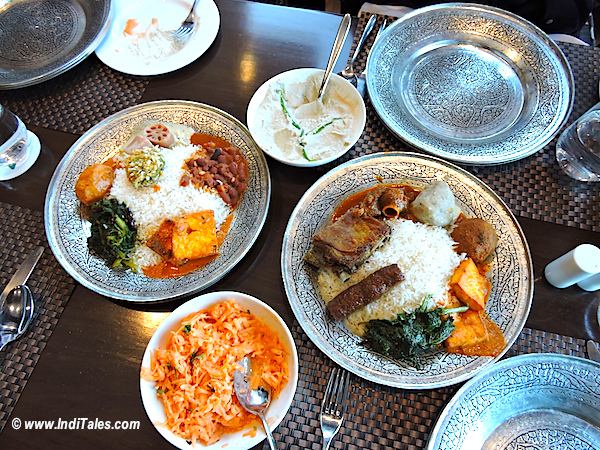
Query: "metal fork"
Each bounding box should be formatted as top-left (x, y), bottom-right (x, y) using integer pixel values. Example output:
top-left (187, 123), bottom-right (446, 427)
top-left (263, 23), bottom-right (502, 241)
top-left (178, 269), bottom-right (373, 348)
top-left (356, 19), bottom-right (387, 98)
top-left (173, 0), bottom-right (200, 41)
top-left (320, 367), bottom-right (351, 450)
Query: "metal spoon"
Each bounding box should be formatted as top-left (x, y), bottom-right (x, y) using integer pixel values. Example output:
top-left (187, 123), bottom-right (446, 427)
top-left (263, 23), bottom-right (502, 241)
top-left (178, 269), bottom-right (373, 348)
top-left (233, 357), bottom-right (277, 450)
top-left (0, 285), bottom-right (34, 351)
top-left (317, 13), bottom-right (352, 101)
top-left (340, 14), bottom-right (377, 86)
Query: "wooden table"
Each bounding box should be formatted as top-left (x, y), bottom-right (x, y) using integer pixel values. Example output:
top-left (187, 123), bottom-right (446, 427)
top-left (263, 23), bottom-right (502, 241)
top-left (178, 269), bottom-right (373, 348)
top-left (0, 1), bottom-right (599, 449)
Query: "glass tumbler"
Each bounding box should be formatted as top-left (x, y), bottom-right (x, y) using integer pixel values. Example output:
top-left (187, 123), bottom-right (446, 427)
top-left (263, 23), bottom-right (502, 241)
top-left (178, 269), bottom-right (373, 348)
top-left (556, 103), bottom-right (600, 182)
top-left (0, 104), bottom-right (41, 181)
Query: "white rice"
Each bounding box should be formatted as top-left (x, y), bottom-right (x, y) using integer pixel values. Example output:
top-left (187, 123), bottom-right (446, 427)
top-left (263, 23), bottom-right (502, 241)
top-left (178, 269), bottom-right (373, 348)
top-left (109, 142), bottom-right (231, 269)
top-left (317, 218), bottom-right (464, 336)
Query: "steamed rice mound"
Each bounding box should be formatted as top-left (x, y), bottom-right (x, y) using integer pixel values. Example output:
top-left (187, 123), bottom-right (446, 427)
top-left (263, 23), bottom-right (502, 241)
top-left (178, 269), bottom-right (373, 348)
top-left (316, 218), bottom-right (464, 336)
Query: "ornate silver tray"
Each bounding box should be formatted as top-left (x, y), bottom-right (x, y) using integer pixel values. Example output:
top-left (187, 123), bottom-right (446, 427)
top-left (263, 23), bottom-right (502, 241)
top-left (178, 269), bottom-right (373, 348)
top-left (366, 3), bottom-right (574, 165)
top-left (427, 354), bottom-right (600, 449)
top-left (45, 101), bottom-right (271, 302)
top-left (281, 153), bottom-right (533, 388)
top-left (0, 0), bottom-right (112, 89)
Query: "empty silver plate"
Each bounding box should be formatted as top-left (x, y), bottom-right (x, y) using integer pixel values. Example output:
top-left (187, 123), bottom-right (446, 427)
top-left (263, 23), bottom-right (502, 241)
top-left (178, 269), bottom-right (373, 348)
top-left (0, 0), bottom-right (112, 89)
top-left (366, 3), bottom-right (574, 165)
top-left (427, 354), bottom-right (600, 449)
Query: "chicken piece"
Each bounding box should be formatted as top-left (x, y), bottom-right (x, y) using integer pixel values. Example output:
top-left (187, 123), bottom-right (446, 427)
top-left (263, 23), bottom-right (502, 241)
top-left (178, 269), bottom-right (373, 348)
top-left (305, 208), bottom-right (391, 273)
top-left (146, 220), bottom-right (175, 258)
top-left (450, 258), bottom-right (491, 311)
top-left (172, 211), bottom-right (218, 261)
top-left (445, 310), bottom-right (505, 357)
top-left (451, 218), bottom-right (498, 263)
top-left (75, 164), bottom-right (115, 205)
top-left (144, 124), bottom-right (175, 148)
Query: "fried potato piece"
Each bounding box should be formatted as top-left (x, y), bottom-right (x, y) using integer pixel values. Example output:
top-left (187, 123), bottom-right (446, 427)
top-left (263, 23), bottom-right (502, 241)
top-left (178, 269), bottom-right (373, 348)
top-left (451, 218), bottom-right (498, 263)
top-left (445, 310), bottom-right (505, 357)
top-left (172, 211), bottom-right (218, 261)
top-left (75, 164), bottom-right (115, 205)
top-left (450, 258), bottom-right (491, 311)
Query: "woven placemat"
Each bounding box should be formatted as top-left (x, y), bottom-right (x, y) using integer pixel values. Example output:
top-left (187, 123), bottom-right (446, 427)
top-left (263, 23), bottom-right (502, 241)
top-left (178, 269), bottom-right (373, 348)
top-left (336, 13), bottom-right (600, 233)
top-left (0, 56), bottom-right (149, 135)
top-left (265, 324), bottom-right (587, 450)
top-left (0, 202), bottom-right (76, 432)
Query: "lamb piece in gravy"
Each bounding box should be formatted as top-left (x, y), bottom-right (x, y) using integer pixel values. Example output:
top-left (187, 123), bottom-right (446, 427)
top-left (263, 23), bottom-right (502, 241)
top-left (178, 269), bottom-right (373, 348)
top-left (305, 208), bottom-right (391, 273)
top-left (327, 264), bottom-right (404, 320)
top-left (146, 219), bottom-right (175, 258)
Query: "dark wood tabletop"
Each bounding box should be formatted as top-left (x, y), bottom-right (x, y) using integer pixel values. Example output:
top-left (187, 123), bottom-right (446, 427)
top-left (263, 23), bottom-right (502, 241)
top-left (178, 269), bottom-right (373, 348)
top-left (0, 1), bottom-right (599, 449)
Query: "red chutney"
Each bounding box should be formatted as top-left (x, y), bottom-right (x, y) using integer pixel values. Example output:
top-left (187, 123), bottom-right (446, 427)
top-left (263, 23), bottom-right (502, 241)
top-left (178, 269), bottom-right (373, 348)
top-left (143, 215), bottom-right (233, 279)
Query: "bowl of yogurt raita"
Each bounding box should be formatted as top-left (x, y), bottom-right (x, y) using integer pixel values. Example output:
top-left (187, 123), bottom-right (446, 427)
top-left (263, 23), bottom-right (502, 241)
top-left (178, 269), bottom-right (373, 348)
top-left (247, 68), bottom-right (366, 167)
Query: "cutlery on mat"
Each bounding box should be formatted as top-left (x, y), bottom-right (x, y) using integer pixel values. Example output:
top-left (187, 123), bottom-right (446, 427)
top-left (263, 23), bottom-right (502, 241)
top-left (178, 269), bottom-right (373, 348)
top-left (0, 285), bottom-right (34, 351)
top-left (587, 340), bottom-right (600, 362)
top-left (0, 246), bottom-right (43, 306)
top-left (356, 19), bottom-right (387, 98)
top-left (320, 367), bottom-right (351, 450)
top-left (340, 14), bottom-right (378, 87)
top-left (173, 0), bottom-right (200, 41)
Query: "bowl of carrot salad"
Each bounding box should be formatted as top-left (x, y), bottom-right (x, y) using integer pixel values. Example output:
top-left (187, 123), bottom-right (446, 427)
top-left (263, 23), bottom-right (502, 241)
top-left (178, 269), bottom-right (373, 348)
top-left (140, 291), bottom-right (298, 449)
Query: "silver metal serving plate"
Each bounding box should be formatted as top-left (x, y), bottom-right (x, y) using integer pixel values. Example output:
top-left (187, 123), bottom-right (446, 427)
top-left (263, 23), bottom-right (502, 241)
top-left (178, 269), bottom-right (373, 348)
top-left (44, 101), bottom-right (271, 302)
top-left (281, 152), bottom-right (533, 389)
top-left (0, 0), bottom-right (112, 89)
top-left (427, 353), bottom-right (600, 449)
top-left (366, 3), bottom-right (574, 165)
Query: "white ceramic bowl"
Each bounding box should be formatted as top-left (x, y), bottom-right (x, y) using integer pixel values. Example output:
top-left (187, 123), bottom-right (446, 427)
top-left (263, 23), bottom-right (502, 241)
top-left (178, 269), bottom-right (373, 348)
top-left (247, 68), bottom-right (366, 167)
top-left (140, 291), bottom-right (299, 450)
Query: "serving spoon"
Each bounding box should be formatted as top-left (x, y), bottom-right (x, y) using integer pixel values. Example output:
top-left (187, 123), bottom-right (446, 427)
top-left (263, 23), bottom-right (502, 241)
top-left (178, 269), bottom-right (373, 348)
top-left (233, 357), bottom-right (277, 450)
top-left (0, 285), bottom-right (34, 351)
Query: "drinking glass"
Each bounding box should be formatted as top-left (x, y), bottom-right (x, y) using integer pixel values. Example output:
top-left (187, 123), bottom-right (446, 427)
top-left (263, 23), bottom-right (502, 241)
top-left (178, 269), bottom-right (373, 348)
top-left (0, 105), bottom-right (41, 181)
top-left (556, 103), bottom-right (600, 182)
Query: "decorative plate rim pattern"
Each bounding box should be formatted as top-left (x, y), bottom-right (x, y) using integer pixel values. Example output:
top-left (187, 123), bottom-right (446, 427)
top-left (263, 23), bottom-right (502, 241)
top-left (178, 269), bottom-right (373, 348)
top-left (0, 0), bottom-right (114, 90)
top-left (281, 152), bottom-right (533, 388)
top-left (44, 100), bottom-right (271, 302)
top-left (426, 353), bottom-right (600, 449)
top-left (366, 3), bottom-right (574, 165)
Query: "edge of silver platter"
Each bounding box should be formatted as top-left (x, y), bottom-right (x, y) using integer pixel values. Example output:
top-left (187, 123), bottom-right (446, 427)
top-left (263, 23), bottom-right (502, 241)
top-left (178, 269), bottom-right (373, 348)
top-left (44, 100), bottom-right (271, 302)
top-left (426, 353), bottom-right (600, 449)
top-left (0, 0), bottom-right (113, 90)
top-left (366, 2), bottom-right (574, 165)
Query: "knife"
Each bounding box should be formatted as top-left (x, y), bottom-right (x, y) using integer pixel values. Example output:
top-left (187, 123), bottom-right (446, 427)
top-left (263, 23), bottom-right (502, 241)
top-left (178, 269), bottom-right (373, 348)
top-left (587, 340), bottom-right (600, 362)
top-left (0, 247), bottom-right (44, 305)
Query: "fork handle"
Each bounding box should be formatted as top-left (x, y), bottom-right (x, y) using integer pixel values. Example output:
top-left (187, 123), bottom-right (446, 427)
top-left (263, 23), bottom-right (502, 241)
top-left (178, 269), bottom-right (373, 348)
top-left (322, 435), bottom-right (334, 450)
top-left (348, 14), bottom-right (377, 68)
top-left (184, 0), bottom-right (200, 22)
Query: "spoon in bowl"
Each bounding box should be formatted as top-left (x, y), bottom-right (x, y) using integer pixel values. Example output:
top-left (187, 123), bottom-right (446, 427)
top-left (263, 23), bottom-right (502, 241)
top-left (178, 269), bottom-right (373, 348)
top-left (0, 285), bottom-right (34, 351)
top-left (233, 356), bottom-right (277, 450)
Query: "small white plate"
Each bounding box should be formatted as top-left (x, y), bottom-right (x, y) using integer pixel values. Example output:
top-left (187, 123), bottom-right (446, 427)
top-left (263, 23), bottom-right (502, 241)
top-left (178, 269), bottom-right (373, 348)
top-left (95, 0), bottom-right (220, 76)
top-left (140, 291), bottom-right (299, 450)
top-left (0, 131), bottom-right (41, 181)
top-left (247, 68), bottom-right (366, 168)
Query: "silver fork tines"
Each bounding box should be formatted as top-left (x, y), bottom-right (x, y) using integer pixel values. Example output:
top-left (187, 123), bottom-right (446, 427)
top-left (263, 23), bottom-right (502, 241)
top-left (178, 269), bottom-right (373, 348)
top-left (320, 367), bottom-right (351, 450)
top-left (173, 0), bottom-right (199, 42)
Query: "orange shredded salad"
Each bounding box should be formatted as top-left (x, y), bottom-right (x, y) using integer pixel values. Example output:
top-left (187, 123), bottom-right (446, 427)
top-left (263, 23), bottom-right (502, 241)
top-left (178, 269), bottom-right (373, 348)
top-left (143, 300), bottom-right (289, 445)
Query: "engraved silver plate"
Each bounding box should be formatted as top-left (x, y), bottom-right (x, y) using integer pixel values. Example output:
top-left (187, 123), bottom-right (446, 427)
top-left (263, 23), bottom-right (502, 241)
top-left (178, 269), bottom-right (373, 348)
top-left (44, 101), bottom-right (271, 302)
top-left (281, 152), bottom-right (533, 388)
top-left (427, 354), bottom-right (600, 450)
top-left (0, 0), bottom-right (112, 89)
top-left (366, 3), bottom-right (574, 165)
